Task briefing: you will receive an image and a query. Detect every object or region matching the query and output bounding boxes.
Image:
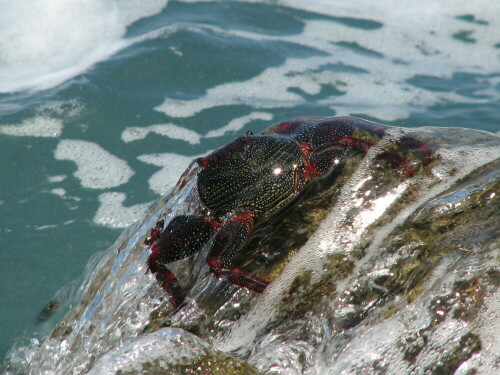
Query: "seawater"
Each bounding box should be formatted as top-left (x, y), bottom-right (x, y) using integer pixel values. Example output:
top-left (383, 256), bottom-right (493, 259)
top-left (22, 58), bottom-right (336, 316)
top-left (0, 0), bottom-right (499, 362)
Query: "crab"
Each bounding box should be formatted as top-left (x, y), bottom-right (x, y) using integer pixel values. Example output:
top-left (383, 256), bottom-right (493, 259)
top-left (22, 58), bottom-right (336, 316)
top-left (145, 116), bottom-right (432, 307)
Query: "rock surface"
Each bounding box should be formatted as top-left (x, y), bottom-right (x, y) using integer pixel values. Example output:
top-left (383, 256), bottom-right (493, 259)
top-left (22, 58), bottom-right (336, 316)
top-left (3, 125), bottom-right (499, 375)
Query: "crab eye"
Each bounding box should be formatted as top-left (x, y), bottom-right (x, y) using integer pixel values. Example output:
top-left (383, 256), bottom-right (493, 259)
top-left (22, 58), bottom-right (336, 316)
top-left (273, 167), bottom-right (283, 175)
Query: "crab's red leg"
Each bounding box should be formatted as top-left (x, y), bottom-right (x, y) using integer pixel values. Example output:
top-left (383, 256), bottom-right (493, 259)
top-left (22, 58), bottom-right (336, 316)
top-left (303, 118), bottom-right (432, 177)
top-left (345, 118), bottom-right (433, 165)
top-left (206, 217), bottom-right (270, 293)
top-left (148, 258), bottom-right (185, 308)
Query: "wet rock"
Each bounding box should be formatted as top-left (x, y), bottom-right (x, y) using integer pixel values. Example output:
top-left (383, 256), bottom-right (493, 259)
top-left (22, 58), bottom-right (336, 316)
top-left (3, 125), bottom-right (499, 375)
top-left (87, 328), bottom-right (260, 375)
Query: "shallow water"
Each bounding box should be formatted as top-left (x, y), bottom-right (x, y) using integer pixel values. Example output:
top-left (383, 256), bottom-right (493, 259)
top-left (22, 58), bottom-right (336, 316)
top-left (0, 0), bottom-right (499, 365)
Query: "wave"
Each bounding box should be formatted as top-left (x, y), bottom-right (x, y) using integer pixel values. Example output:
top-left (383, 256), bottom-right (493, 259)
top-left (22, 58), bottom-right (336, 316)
top-left (0, 0), bottom-right (168, 93)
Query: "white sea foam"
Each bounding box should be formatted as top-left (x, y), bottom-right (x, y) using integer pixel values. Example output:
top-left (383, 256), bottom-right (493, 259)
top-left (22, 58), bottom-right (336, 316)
top-left (0, 0), bottom-right (168, 92)
top-left (155, 40), bottom-right (461, 121)
top-left (137, 152), bottom-right (205, 195)
top-left (54, 139), bottom-right (135, 189)
top-left (0, 116), bottom-right (63, 137)
top-left (93, 192), bottom-right (152, 228)
top-left (122, 123), bottom-right (202, 144)
top-left (163, 0), bottom-right (500, 121)
top-left (122, 112), bottom-right (273, 146)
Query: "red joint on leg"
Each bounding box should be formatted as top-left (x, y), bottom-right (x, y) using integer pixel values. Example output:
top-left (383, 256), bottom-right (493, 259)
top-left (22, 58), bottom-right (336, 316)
top-left (402, 164), bottom-right (414, 177)
top-left (164, 272), bottom-right (176, 283)
top-left (297, 142), bottom-right (312, 157)
top-left (296, 141), bottom-right (321, 181)
top-left (232, 211), bottom-right (255, 227)
top-left (145, 220), bottom-right (164, 246)
top-left (340, 137), bottom-right (355, 147)
top-left (196, 157), bottom-right (209, 167)
top-left (231, 269), bottom-right (246, 287)
top-left (150, 245), bottom-right (160, 263)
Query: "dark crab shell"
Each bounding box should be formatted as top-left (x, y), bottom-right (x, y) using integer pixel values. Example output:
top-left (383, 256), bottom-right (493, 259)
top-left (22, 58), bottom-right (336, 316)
top-left (197, 135), bottom-right (303, 214)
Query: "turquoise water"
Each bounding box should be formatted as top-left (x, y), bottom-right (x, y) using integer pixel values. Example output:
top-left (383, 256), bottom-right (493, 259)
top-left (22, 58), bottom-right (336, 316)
top-left (0, 0), bottom-right (499, 361)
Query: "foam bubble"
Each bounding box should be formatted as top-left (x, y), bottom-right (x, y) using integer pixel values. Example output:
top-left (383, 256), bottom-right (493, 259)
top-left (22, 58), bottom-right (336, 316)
top-left (50, 188), bottom-right (67, 198)
top-left (48, 175), bottom-right (67, 183)
top-left (122, 123), bottom-right (201, 144)
top-left (0, 0), bottom-right (168, 92)
top-left (0, 116), bottom-right (63, 137)
top-left (54, 140), bottom-right (134, 189)
top-left (93, 192), bottom-right (152, 228)
top-left (48, 187), bottom-right (81, 202)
